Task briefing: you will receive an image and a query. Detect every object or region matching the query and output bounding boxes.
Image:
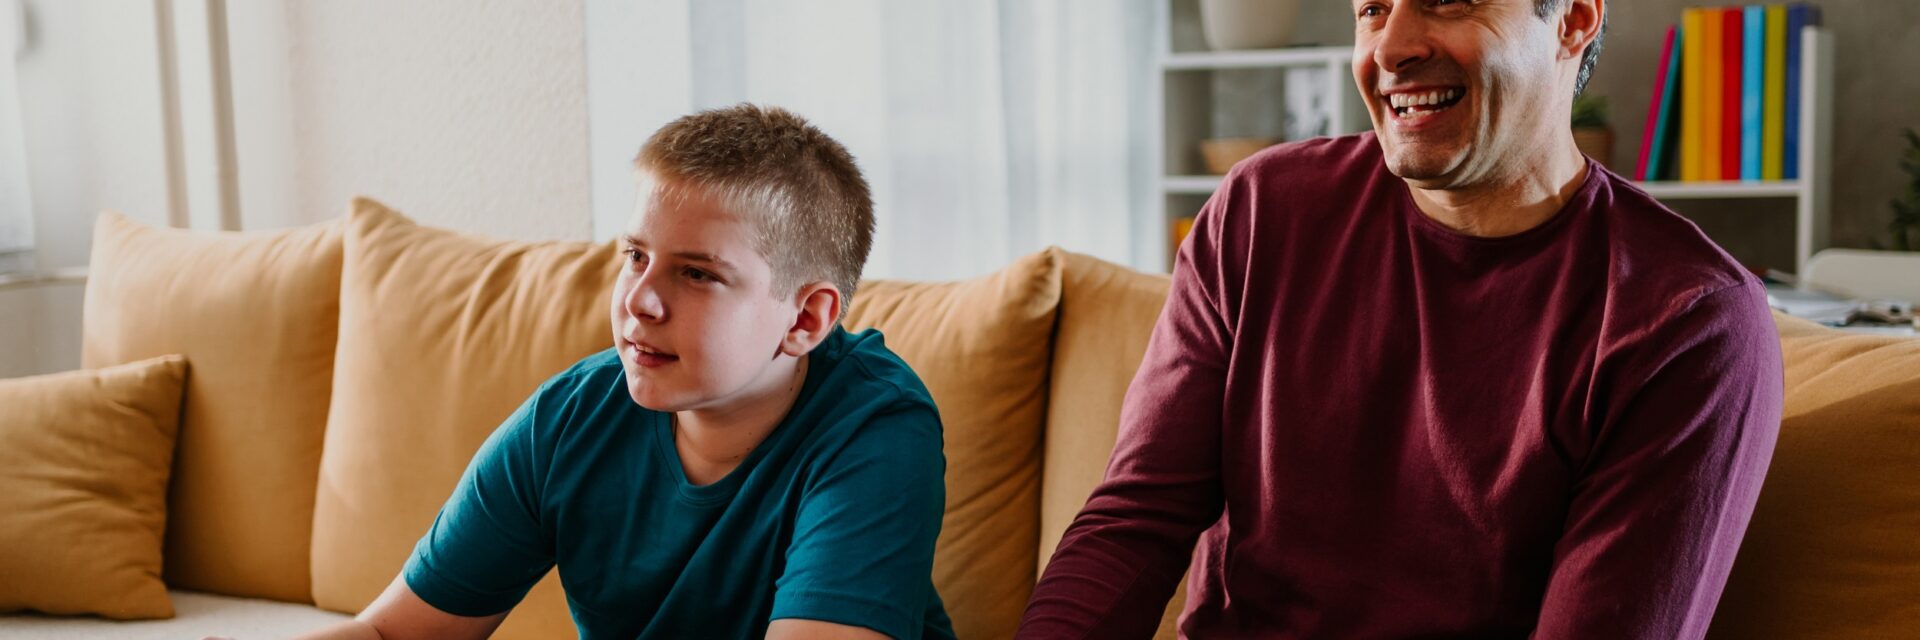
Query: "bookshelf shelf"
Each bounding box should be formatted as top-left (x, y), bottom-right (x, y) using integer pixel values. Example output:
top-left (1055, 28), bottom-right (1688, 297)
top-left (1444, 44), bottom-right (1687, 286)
top-left (1161, 46), bottom-right (1353, 71)
top-left (1163, 175), bottom-right (1225, 194)
top-left (1634, 180), bottom-right (1805, 199)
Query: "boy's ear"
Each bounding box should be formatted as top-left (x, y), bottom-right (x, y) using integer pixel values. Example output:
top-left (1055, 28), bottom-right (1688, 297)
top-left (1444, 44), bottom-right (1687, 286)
top-left (780, 282), bottom-right (842, 357)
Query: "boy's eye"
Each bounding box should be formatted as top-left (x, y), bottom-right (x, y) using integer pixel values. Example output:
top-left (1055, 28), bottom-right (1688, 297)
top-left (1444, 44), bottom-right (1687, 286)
top-left (682, 267), bottom-right (715, 283)
top-left (622, 248), bottom-right (647, 266)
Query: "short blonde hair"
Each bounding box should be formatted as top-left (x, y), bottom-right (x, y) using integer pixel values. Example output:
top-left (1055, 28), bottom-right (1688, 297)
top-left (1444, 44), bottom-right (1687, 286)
top-left (634, 104), bottom-right (874, 315)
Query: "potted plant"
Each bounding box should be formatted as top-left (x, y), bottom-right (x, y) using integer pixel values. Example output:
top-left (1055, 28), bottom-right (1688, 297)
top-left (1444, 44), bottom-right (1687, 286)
top-left (1571, 94), bottom-right (1613, 169)
top-left (1884, 128), bottom-right (1920, 251)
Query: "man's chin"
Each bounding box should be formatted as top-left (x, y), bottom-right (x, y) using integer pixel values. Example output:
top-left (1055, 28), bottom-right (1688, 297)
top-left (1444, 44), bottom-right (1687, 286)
top-left (1383, 152), bottom-right (1463, 187)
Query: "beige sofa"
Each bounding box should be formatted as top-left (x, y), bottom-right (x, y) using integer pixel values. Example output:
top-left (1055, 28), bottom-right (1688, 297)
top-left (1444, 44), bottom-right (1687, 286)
top-left (1, 198), bottom-right (1914, 639)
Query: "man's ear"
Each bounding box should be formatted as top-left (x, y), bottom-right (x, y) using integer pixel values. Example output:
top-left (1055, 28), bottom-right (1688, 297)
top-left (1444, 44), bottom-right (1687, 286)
top-left (780, 282), bottom-right (842, 357)
top-left (1560, 0), bottom-right (1603, 62)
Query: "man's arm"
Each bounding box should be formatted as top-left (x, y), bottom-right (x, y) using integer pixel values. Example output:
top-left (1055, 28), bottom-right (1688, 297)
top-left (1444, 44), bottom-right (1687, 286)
top-left (287, 576), bottom-right (508, 640)
top-left (1533, 282), bottom-right (1784, 639)
top-left (1018, 193), bottom-right (1237, 637)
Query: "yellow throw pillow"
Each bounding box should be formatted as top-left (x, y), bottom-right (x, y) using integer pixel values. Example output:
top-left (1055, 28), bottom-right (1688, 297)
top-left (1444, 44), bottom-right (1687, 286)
top-left (310, 199), bottom-right (618, 639)
top-left (81, 212), bottom-right (343, 603)
top-left (842, 248), bottom-right (1063, 640)
top-left (0, 355), bottom-right (188, 620)
top-left (1708, 313), bottom-right (1920, 638)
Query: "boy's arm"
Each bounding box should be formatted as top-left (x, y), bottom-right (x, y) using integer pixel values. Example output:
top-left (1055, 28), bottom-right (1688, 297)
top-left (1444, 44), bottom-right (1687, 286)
top-left (770, 405), bottom-right (947, 639)
top-left (284, 576), bottom-right (509, 640)
top-left (269, 391), bottom-right (558, 640)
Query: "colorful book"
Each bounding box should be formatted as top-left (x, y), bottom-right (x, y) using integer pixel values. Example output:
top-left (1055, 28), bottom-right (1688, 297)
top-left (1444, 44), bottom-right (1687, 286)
top-left (1701, 9), bottom-right (1723, 180)
top-left (1720, 8), bottom-right (1743, 180)
top-left (1742, 5), bottom-right (1764, 180)
top-left (1680, 8), bottom-right (1705, 182)
top-left (1784, 4), bottom-right (1821, 180)
top-left (1762, 3), bottom-right (1788, 180)
top-left (1637, 25), bottom-right (1680, 181)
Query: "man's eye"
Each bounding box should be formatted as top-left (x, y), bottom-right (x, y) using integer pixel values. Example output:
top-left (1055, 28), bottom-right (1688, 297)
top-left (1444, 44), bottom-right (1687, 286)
top-left (1359, 5), bottom-right (1384, 18)
top-left (623, 248), bottom-right (647, 266)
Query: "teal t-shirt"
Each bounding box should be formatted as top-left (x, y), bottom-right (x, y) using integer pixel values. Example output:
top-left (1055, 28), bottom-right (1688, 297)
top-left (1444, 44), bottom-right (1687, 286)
top-left (402, 327), bottom-right (955, 640)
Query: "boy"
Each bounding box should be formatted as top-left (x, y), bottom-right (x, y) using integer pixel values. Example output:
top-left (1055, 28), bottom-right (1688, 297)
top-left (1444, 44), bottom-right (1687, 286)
top-left (293, 105), bottom-right (954, 640)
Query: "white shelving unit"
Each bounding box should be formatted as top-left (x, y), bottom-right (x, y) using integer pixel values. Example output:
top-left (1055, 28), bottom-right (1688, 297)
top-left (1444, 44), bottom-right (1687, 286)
top-left (1635, 26), bottom-right (1834, 274)
top-left (1152, 0), bottom-right (1834, 275)
top-left (1150, 0), bottom-right (1370, 269)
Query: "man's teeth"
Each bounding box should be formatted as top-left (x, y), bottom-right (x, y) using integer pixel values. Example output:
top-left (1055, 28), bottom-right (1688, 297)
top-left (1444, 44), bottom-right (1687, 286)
top-left (1388, 88), bottom-right (1462, 112)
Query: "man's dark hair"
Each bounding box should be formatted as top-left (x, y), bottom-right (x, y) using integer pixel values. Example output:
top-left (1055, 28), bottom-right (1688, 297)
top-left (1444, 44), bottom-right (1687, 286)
top-left (1534, 0), bottom-right (1606, 96)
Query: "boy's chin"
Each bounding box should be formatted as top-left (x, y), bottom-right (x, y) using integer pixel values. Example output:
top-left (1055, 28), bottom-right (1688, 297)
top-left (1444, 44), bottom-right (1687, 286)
top-left (624, 382), bottom-right (684, 413)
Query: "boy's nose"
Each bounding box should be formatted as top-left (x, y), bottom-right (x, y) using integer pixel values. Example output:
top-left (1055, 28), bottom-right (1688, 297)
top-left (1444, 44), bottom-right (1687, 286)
top-left (623, 275), bottom-right (667, 322)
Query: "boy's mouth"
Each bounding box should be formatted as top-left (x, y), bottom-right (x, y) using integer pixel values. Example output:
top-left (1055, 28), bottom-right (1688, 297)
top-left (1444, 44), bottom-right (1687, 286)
top-left (627, 340), bottom-right (680, 368)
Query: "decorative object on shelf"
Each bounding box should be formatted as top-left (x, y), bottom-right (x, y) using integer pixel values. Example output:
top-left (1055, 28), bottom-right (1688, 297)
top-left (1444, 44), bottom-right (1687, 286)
top-left (1284, 66), bottom-right (1334, 140)
top-left (1199, 0), bottom-right (1302, 50)
top-left (1572, 94), bottom-right (1613, 169)
top-left (1200, 137), bottom-right (1276, 175)
top-left (1884, 128), bottom-right (1920, 251)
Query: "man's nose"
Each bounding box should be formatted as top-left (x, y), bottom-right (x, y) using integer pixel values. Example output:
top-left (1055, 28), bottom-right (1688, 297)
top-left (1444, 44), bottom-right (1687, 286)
top-left (1372, 4), bottom-right (1432, 74)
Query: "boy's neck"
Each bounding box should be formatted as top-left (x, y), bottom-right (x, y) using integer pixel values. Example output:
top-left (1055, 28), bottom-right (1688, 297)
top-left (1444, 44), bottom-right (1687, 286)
top-left (672, 354), bottom-right (810, 486)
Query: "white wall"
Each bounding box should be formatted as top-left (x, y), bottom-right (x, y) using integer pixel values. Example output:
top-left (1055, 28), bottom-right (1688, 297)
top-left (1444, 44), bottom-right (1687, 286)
top-left (2, 0), bottom-right (174, 377)
top-left (3, 0), bottom-right (597, 377)
top-left (229, 0), bottom-right (592, 239)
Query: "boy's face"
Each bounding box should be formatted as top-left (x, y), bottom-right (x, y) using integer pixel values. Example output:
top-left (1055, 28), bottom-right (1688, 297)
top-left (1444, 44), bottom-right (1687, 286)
top-left (611, 177), bottom-right (801, 412)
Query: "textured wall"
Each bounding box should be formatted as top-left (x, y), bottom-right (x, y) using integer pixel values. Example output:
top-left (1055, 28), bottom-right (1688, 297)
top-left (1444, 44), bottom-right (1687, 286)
top-left (230, 0), bottom-right (592, 240)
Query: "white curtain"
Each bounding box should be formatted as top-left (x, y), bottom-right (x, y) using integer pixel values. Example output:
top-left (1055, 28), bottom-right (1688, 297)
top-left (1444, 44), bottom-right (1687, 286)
top-left (588, 0), bottom-right (1156, 281)
top-left (0, 0), bottom-right (34, 270)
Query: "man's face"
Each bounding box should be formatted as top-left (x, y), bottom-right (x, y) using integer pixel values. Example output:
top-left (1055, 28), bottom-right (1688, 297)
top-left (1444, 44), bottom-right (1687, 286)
top-left (611, 177), bottom-right (798, 412)
top-left (1353, 0), bottom-right (1571, 188)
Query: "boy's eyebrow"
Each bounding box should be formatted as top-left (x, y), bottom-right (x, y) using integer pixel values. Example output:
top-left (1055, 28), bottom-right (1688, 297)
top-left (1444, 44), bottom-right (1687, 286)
top-left (621, 236), bottom-right (739, 272)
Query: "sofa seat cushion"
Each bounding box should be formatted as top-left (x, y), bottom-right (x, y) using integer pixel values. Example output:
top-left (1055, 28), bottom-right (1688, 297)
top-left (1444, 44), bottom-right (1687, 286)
top-left (1707, 313), bottom-right (1920, 638)
top-left (81, 212), bottom-right (344, 603)
top-left (0, 591), bottom-right (350, 639)
top-left (842, 248), bottom-right (1063, 640)
top-left (309, 199), bottom-right (616, 639)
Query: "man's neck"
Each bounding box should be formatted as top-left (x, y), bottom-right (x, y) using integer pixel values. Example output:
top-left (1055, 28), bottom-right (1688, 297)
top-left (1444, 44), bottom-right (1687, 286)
top-left (673, 354), bottom-right (809, 486)
top-left (1406, 142), bottom-right (1590, 238)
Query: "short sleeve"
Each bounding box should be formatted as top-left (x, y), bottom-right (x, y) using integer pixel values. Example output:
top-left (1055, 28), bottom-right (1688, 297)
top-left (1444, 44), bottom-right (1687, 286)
top-left (402, 389), bottom-right (558, 617)
top-left (771, 405), bottom-right (947, 639)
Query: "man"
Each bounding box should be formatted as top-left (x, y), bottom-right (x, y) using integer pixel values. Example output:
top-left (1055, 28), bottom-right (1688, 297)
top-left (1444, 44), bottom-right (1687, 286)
top-left (1020, 0), bottom-right (1783, 638)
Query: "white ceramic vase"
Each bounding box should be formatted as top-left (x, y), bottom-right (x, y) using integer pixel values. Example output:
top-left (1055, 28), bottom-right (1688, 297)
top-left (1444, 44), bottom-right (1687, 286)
top-left (1200, 0), bottom-right (1304, 51)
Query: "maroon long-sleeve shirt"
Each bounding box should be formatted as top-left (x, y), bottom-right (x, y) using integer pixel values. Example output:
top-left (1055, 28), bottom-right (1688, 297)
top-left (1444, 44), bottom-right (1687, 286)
top-left (1021, 134), bottom-right (1784, 639)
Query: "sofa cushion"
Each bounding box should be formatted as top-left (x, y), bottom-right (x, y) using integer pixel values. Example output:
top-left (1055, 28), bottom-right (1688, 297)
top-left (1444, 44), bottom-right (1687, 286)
top-left (0, 356), bottom-right (188, 620)
top-left (842, 248), bottom-right (1062, 640)
top-left (0, 590), bottom-right (351, 639)
top-left (309, 199), bottom-right (615, 639)
top-left (1035, 252), bottom-right (1187, 638)
top-left (1707, 313), bottom-right (1920, 638)
top-left (81, 212), bottom-right (343, 603)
